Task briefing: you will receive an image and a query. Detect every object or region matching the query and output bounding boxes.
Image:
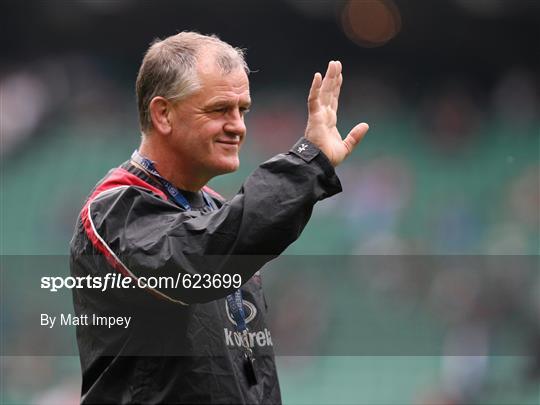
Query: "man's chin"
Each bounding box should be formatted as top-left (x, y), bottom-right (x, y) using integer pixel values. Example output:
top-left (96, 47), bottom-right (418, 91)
top-left (212, 159), bottom-right (240, 176)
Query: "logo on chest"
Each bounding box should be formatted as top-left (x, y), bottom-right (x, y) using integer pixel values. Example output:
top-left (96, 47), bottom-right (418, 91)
top-left (223, 297), bottom-right (273, 347)
top-left (224, 297), bottom-right (257, 326)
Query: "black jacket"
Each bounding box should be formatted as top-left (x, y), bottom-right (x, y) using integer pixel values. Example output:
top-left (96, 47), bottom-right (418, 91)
top-left (69, 138), bottom-right (342, 404)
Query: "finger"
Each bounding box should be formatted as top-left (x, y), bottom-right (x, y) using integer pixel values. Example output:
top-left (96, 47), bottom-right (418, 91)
top-left (320, 61), bottom-right (337, 98)
top-left (331, 73), bottom-right (343, 111)
top-left (324, 60), bottom-right (335, 79)
top-left (343, 123), bottom-right (369, 154)
top-left (329, 60), bottom-right (340, 89)
top-left (334, 61), bottom-right (342, 92)
top-left (330, 63), bottom-right (342, 109)
top-left (333, 69), bottom-right (343, 99)
top-left (307, 72), bottom-right (322, 114)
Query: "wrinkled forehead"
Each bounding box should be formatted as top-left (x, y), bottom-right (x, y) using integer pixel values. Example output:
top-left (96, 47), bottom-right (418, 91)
top-left (198, 68), bottom-right (250, 91)
top-left (196, 46), bottom-right (244, 72)
top-left (177, 50), bottom-right (250, 106)
top-left (196, 60), bottom-right (250, 96)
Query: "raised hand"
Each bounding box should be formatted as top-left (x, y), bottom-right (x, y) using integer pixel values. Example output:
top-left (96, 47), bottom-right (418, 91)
top-left (305, 60), bottom-right (369, 167)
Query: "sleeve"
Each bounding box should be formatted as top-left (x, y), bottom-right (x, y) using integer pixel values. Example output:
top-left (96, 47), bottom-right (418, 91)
top-left (84, 138), bottom-right (342, 304)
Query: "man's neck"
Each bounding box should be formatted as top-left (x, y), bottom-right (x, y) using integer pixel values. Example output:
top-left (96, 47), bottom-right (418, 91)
top-left (138, 141), bottom-right (209, 192)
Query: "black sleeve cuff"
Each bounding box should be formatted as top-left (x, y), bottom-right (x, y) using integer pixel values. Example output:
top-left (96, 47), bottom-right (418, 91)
top-left (288, 137), bottom-right (341, 195)
top-left (289, 138), bottom-right (320, 162)
top-left (289, 137), bottom-right (335, 170)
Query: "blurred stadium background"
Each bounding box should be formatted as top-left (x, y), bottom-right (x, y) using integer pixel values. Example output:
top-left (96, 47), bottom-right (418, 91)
top-left (1, 0), bottom-right (539, 404)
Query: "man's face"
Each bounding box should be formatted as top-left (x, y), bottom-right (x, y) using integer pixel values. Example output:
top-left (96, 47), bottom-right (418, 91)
top-left (168, 62), bottom-right (251, 180)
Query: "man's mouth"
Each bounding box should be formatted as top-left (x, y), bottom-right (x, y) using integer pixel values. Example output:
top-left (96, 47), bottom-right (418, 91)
top-left (216, 138), bottom-right (241, 146)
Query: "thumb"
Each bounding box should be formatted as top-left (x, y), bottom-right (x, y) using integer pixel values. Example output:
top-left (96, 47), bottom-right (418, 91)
top-left (343, 123), bottom-right (369, 154)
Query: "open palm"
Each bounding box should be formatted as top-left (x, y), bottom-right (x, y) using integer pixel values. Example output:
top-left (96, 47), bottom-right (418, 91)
top-left (305, 60), bottom-right (369, 166)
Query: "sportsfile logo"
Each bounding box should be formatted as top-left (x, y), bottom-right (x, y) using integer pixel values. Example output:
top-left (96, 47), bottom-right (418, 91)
top-left (224, 328), bottom-right (273, 348)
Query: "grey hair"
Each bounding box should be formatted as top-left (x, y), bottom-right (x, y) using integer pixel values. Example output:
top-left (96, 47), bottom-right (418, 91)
top-left (136, 31), bottom-right (249, 132)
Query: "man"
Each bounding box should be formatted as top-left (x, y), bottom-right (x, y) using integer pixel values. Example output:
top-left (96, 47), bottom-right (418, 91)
top-left (70, 32), bottom-right (368, 404)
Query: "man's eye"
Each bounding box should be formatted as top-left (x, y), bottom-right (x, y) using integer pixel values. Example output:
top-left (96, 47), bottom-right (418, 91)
top-left (240, 108), bottom-right (250, 116)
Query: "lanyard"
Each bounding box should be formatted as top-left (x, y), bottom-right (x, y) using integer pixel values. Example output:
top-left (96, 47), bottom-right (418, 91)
top-left (130, 150), bottom-right (215, 211)
top-left (133, 149), bottom-right (248, 334)
top-left (226, 290), bottom-right (248, 333)
top-left (227, 290), bottom-right (257, 384)
top-left (131, 149), bottom-right (256, 383)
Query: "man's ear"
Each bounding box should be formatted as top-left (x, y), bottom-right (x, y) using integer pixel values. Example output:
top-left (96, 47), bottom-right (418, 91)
top-left (149, 97), bottom-right (173, 134)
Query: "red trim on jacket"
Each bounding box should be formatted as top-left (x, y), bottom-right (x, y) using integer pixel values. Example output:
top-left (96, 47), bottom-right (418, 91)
top-left (91, 167), bottom-right (168, 202)
top-left (202, 185), bottom-right (224, 201)
top-left (80, 167), bottom-right (168, 278)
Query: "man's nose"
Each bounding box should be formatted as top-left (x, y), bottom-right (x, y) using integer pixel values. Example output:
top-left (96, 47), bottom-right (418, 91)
top-left (223, 110), bottom-right (246, 136)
